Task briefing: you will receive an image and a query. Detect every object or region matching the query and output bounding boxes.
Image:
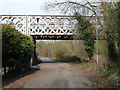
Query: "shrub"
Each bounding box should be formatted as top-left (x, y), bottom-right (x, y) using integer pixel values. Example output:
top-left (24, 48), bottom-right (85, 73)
top-left (2, 24), bottom-right (34, 74)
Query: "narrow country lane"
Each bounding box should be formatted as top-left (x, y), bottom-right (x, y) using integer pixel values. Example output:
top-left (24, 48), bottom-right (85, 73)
top-left (23, 57), bottom-right (93, 88)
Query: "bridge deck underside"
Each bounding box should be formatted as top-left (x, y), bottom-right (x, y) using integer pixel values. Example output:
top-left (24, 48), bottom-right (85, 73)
top-left (32, 35), bottom-right (74, 40)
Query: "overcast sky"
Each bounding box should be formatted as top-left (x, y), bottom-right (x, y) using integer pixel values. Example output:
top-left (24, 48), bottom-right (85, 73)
top-left (0, 0), bottom-right (118, 15)
top-left (0, 0), bottom-right (65, 15)
top-left (0, 0), bottom-right (80, 15)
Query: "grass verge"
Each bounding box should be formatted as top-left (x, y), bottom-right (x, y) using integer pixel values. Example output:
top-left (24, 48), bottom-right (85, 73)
top-left (74, 60), bottom-right (119, 88)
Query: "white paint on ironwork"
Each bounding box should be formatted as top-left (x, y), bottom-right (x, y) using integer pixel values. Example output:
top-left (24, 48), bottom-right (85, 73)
top-left (0, 16), bottom-right (26, 34)
top-left (0, 15), bottom-right (77, 36)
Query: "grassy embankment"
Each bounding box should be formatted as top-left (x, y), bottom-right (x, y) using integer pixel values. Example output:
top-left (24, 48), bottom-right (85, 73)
top-left (75, 40), bottom-right (119, 88)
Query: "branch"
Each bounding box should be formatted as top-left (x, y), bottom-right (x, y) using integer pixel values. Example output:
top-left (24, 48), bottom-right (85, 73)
top-left (48, 1), bottom-right (96, 13)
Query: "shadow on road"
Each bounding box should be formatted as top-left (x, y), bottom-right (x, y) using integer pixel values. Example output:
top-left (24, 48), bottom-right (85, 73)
top-left (37, 58), bottom-right (61, 64)
top-left (2, 68), bottom-right (39, 88)
top-left (41, 60), bottom-right (62, 63)
top-left (37, 56), bottom-right (82, 64)
top-left (37, 56), bottom-right (63, 64)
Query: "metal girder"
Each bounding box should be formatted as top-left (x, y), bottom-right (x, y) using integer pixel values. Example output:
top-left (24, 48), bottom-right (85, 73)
top-left (0, 15), bottom-right (102, 40)
top-left (0, 15), bottom-right (78, 36)
top-left (0, 15), bottom-right (26, 35)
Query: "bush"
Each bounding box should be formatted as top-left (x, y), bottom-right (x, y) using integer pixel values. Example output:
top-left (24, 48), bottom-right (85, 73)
top-left (2, 24), bottom-right (34, 74)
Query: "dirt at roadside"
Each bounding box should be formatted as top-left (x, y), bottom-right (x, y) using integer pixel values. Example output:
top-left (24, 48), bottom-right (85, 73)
top-left (72, 64), bottom-right (118, 88)
top-left (2, 69), bottom-right (41, 88)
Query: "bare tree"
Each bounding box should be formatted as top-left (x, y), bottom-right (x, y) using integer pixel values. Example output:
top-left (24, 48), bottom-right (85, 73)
top-left (46, 0), bottom-right (102, 27)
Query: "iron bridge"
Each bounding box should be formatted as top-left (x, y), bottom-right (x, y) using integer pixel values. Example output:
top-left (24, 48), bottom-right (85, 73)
top-left (0, 15), bottom-right (80, 40)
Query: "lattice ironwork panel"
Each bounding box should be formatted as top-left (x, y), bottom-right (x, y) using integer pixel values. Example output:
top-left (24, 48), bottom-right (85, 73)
top-left (0, 15), bottom-right (26, 35)
top-left (28, 15), bottom-right (77, 35)
top-left (0, 15), bottom-right (78, 36)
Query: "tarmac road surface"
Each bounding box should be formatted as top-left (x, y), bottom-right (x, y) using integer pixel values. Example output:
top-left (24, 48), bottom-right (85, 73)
top-left (23, 57), bottom-right (93, 88)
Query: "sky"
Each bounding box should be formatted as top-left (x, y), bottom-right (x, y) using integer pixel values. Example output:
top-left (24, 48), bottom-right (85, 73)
top-left (0, 0), bottom-right (64, 15)
top-left (0, 0), bottom-right (118, 15)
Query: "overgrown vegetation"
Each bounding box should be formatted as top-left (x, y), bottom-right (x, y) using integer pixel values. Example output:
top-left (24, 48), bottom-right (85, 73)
top-left (96, 2), bottom-right (119, 83)
top-left (75, 13), bottom-right (95, 60)
top-left (101, 2), bottom-right (119, 63)
top-left (2, 24), bottom-right (35, 76)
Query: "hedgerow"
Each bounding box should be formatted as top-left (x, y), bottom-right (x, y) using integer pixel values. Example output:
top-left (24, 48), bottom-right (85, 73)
top-left (2, 24), bottom-right (34, 75)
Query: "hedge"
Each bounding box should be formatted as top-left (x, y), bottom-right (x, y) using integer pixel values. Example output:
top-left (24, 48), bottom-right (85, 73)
top-left (2, 24), bottom-right (34, 74)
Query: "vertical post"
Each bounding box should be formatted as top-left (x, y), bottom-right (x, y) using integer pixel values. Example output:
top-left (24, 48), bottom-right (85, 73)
top-left (96, 13), bottom-right (99, 66)
top-left (48, 40), bottom-right (50, 57)
top-left (0, 24), bottom-right (2, 89)
top-left (30, 57), bottom-right (33, 67)
top-left (26, 15), bottom-right (28, 35)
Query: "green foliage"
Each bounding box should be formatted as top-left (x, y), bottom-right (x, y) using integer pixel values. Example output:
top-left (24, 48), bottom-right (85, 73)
top-left (36, 40), bottom-right (87, 61)
top-left (75, 13), bottom-right (95, 60)
top-left (54, 45), bottom-right (66, 58)
top-left (101, 2), bottom-right (119, 62)
top-left (36, 41), bottom-right (48, 57)
top-left (2, 24), bottom-right (34, 72)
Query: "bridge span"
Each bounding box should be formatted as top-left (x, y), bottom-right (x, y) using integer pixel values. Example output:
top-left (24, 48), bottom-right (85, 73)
top-left (0, 15), bottom-right (99, 65)
top-left (0, 15), bottom-right (80, 40)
